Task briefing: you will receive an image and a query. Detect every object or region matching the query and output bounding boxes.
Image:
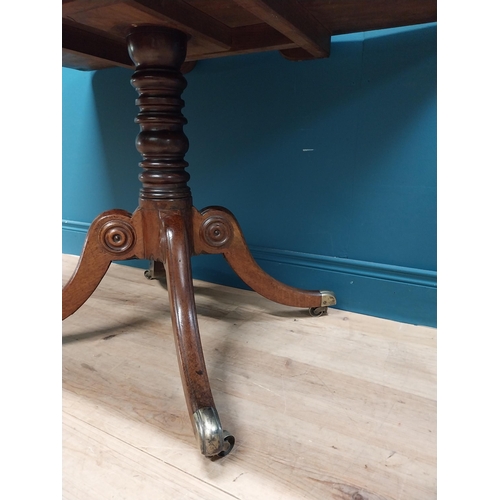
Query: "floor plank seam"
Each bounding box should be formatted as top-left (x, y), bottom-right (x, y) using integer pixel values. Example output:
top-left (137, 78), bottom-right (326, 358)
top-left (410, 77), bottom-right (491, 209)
top-left (63, 410), bottom-right (242, 500)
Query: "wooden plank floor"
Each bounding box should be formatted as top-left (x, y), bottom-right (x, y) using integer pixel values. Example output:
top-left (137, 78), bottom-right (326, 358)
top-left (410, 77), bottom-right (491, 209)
top-left (62, 254), bottom-right (436, 500)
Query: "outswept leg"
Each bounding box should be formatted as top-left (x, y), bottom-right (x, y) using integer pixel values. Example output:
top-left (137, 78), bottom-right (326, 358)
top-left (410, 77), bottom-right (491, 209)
top-left (63, 25), bottom-right (336, 460)
top-left (193, 206), bottom-right (336, 314)
top-left (127, 25), bottom-right (234, 457)
top-left (162, 211), bottom-right (234, 457)
top-left (62, 209), bottom-right (140, 319)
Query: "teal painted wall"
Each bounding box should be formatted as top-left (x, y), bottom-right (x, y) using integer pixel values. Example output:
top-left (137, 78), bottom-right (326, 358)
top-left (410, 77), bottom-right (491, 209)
top-left (63, 23), bottom-right (437, 326)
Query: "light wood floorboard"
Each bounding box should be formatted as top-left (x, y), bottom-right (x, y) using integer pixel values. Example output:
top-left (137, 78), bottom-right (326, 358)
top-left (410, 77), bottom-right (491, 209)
top-left (62, 254), bottom-right (436, 500)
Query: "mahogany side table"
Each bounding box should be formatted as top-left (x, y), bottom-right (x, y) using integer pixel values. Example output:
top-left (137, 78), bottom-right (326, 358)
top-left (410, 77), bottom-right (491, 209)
top-left (62, 1), bottom-right (437, 458)
top-left (63, 25), bottom-right (335, 457)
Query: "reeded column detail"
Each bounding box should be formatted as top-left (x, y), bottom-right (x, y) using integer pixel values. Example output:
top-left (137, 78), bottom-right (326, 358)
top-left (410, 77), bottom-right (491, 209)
top-left (127, 26), bottom-right (191, 201)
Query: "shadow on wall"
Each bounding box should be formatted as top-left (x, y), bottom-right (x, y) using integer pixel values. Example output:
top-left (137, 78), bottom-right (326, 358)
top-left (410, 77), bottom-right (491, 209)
top-left (90, 23), bottom-right (436, 269)
top-left (182, 24), bottom-right (436, 186)
top-left (82, 23), bottom-right (437, 326)
top-left (91, 67), bottom-right (139, 214)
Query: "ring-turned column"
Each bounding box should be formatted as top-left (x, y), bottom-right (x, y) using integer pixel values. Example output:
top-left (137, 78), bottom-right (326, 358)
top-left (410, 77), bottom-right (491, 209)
top-left (127, 25), bottom-right (234, 458)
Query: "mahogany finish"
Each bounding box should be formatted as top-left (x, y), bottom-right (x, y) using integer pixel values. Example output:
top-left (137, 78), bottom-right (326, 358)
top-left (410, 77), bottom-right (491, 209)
top-left (62, 1), bottom-right (437, 457)
top-left (62, 209), bottom-right (139, 319)
top-left (62, 0), bottom-right (437, 70)
top-left (193, 207), bottom-right (329, 308)
top-left (63, 25), bottom-right (336, 456)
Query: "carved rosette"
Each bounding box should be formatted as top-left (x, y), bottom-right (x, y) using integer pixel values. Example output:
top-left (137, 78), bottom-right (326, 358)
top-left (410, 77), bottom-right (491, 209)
top-left (199, 215), bottom-right (233, 248)
top-left (99, 220), bottom-right (136, 254)
top-left (127, 26), bottom-right (191, 201)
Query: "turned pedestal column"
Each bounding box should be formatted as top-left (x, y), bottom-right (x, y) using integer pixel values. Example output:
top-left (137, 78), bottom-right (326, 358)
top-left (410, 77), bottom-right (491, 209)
top-left (62, 25), bottom-right (335, 458)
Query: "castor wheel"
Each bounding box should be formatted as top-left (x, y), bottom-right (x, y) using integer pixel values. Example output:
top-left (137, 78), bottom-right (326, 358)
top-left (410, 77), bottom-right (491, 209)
top-left (194, 407), bottom-right (235, 458)
top-left (218, 431), bottom-right (235, 458)
top-left (144, 260), bottom-right (168, 289)
top-left (308, 306), bottom-right (329, 317)
top-left (308, 291), bottom-right (336, 316)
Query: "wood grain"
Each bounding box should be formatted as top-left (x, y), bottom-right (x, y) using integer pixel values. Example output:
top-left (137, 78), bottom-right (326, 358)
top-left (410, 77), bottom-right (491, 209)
top-left (232, 0), bottom-right (331, 58)
top-left (62, 253), bottom-right (436, 499)
top-left (193, 206), bottom-right (331, 309)
top-left (62, 0), bottom-right (437, 69)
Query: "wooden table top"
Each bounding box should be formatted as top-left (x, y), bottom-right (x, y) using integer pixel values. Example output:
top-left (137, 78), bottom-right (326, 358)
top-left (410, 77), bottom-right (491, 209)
top-left (63, 0), bottom-right (437, 70)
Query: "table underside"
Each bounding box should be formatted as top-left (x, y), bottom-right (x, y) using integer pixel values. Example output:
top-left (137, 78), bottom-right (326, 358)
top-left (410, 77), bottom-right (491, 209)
top-left (63, 0), bottom-right (437, 70)
top-left (62, 2), bottom-right (437, 458)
